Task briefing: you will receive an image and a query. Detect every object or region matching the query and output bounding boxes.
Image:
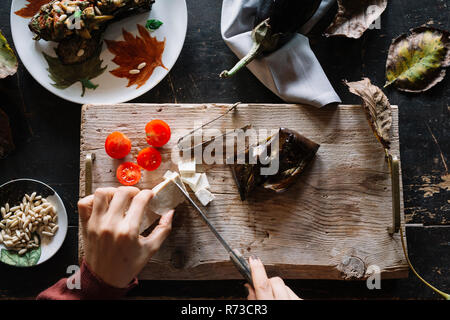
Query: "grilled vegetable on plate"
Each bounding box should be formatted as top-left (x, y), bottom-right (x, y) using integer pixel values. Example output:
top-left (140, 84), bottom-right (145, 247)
top-left (29, 0), bottom-right (154, 64)
top-left (10, 0), bottom-right (188, 104)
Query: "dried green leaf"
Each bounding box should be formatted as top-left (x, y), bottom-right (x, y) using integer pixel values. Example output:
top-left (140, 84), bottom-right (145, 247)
top-left (345, 78), bottom-right (392, 150)
top-left (43, 45), bottom-right (107, 97)
top-left (0, 31), bottom-right (18, 78)
top-left (0, 247), bottom-right (41, 267)
top-left (385, 26), bottom-right (450, 92)
top-left (325, 0), bottom-right (387, 39)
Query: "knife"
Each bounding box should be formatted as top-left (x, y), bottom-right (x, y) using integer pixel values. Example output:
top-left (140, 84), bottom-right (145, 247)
top-left (170, 179), bottom-right (253, 286)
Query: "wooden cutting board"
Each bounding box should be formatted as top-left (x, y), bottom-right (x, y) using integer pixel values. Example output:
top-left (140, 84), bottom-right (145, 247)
top-left (79, 103), bottom-right (408, 280)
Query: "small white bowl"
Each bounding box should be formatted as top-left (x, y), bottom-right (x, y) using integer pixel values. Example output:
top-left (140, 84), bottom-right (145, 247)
top-left (0, 179), bottom-right (68, 267)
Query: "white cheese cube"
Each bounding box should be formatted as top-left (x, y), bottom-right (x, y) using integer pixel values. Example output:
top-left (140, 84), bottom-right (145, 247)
top-left (195, 188), bottom-right (215, 206)
top-left (195, 173), bottom-right (210, 191)
top-left (178, 159), bottom-right (196, 176)
top-left (140, 172), bottom-right (186, 234)
top-left (181, 173), bottom-right (202, 191)
top-left (148, 172), bottom-right (186, 215)
top-left (163, 170), bottom-right (173, 179)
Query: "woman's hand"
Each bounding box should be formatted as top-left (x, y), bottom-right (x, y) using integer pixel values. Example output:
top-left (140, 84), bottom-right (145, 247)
top-left (245, 256), bottom-right (301, 300)
top-left (77, 186), bottom-right (174, 288)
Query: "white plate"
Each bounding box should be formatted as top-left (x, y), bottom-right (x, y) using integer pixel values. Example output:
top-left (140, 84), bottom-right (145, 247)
top-left (10, 0), bottom-right (187, 104)
top-left (0, 179), bottom-right (68, 267)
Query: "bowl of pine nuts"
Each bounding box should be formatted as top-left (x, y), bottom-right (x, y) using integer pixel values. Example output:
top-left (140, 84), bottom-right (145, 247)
top-left (0, 179), bottom-right (68, 267)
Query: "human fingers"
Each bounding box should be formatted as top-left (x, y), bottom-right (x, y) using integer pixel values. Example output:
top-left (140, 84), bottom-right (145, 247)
top-left (249, 256), bottom-right (274, 300)
top-left (104, 186), bottom-right (140, 223)
top-left (77, 194), bottom-right (94, 239)
top-left (286, 286), bottom-right (302, 300)
top-left (141, 210), bottom-right (174, 255)
top-left (125, 189), bottom-right (154, 235)
top-left (91, 187), bottom-right (117, 221)
top-left (244, 283), bottom-right (256, 300)
top-left (78, 194), bottom-right (94, 222)
top-left (269, 277), bottom-right (290, 300)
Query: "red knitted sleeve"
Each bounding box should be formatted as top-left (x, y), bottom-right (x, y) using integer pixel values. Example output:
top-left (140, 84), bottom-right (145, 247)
top-left (36, 260), bottom-right (138, 300)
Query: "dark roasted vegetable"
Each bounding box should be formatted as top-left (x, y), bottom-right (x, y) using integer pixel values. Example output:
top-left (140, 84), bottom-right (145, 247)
top-left (220, 0), bottom-right (322, 78)
top-left (29, 0), bottom-right (154, 64)
top-left (230, 128), bottom-right (319, 200)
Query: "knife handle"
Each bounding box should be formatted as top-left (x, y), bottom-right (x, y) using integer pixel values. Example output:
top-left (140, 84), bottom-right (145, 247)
top-left (229, 249), bottom-right (253, 287)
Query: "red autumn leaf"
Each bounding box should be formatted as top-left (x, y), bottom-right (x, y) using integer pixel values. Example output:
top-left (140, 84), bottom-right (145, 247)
top-left (15, 0), bottom-right (51, 18)
top-left (105, 24), bottom-right (167, 89)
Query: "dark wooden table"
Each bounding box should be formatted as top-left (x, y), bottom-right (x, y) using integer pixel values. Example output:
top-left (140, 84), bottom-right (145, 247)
top-left (0, 0), bottom-right (448, 299)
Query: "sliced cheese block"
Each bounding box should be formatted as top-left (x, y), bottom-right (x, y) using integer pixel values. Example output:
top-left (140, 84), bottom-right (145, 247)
top-left (195, 188), bottom-right (215, 206)
top-left (178, 159), bottom-right (196, 176)
top-left (163, 170), bottom-right (174, 179)
top-left (139, 172), bottom-right (186, 234)
top-left (196, 173), bottom-right (211, 191)
top-left (149, 172), bottom-right (186, 215)
top-left (181, 173), bottom-right (202, 191)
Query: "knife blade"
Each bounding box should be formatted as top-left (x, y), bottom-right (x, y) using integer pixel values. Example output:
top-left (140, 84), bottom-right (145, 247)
top-left (170, 179), bottom-right (253, 286)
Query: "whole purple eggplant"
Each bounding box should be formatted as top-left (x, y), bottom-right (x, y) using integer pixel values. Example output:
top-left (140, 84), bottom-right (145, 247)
top-left (220, 0), bottom-right (322, 78)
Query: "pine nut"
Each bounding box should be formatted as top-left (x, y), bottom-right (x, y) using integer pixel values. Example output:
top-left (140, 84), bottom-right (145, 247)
top-left (129, 69), bottom-right (140, 74)
top-left (137, 62), bottom-right (146, 69)
top-left (1, 193), bottom-right (57, 253)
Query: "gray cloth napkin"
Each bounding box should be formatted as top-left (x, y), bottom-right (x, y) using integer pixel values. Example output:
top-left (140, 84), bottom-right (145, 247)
top-left (221, 0), bottom-right (341, 107)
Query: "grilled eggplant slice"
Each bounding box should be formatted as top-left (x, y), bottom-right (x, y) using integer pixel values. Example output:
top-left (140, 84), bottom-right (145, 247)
top-left (29, 0), bottom-right (154, 64)
top-left (231, 128), bottom-right (319, 200)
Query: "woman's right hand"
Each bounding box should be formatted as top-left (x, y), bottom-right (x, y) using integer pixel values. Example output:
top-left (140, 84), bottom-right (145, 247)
top-left (245, 256), bottom-right (301, 300)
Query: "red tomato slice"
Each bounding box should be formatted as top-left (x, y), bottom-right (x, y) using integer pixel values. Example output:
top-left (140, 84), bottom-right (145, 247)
top-left (105, 132), bottom-right (132, 159)
top-left (145, 120), bottom-right (171, 147)
top-left (137, 147), bottom-right (162, 171)
top-left (116, 162), bottom-right (141, 186)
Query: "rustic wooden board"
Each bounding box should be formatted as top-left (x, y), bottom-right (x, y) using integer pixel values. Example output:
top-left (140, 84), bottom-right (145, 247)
top-left (79, 103), bottom-right (408, 280)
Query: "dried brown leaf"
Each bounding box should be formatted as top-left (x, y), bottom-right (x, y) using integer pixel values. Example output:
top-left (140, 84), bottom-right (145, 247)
top-left (105, 24), bottom-right (166, 89)
top-left (325, 0), bottom-right (387, 39)
top-left (15, 0), bottom-right (51, 18)
top-left (345, 78), bottom-right (392, 150)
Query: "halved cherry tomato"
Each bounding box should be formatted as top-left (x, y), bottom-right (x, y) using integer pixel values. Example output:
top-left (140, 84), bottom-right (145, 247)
top-left (145, 120), bottom-right (171, 147)
top-left (116, 162), bottom-right (141, 186)
top-left (105, 132), bottom-right (131, 159)
top-left (137, 147), bottom-right (162, 171)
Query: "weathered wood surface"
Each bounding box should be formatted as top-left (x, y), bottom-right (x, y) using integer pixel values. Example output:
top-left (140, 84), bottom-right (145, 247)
top-left (1, 0), bottom-right (448, 299)
top-left (79, 103), bottom-right (408, 280)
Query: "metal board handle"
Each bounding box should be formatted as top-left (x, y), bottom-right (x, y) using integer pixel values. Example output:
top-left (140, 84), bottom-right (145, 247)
top-left (387, 154), bottom-right (400, 234)
top-left (85, 153), bottom-right (95, 196)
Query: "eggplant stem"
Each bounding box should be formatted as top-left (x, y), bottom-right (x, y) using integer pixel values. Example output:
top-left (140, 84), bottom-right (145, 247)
top-left (220, 42), bottom-right (261, 78)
